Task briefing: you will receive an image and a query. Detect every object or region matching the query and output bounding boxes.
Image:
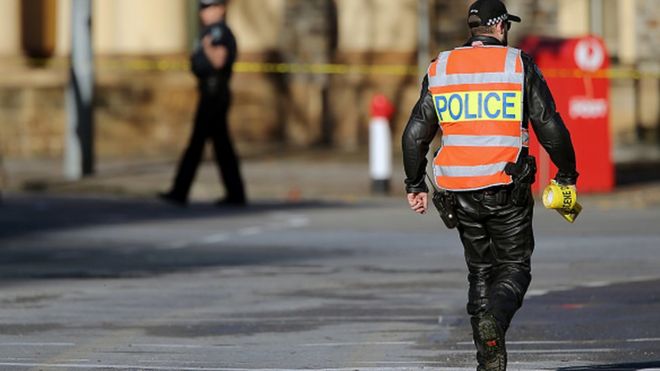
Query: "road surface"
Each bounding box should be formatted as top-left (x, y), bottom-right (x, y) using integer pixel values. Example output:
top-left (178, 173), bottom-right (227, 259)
top-left (0, 193), bottom-right (659, 370)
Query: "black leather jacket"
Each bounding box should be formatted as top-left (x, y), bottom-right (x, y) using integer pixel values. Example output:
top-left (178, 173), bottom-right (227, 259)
top-left (191, 21), bottom-right (237, 97)
top-left (402, 36), bottom-right (579, 193)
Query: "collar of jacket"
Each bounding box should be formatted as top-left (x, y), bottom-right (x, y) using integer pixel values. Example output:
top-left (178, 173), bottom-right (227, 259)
top-left (463, 35), bottom-right (504, 47)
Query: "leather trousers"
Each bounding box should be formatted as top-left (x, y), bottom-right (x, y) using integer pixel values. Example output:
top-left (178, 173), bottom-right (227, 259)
top-left (454, 187), bottom-right (534, 332)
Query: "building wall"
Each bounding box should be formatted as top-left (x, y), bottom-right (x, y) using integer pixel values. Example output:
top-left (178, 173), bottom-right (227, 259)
top-left (0, 0), bottom-right (652, 61)
top-left (557, 0), bottom-right (590, 37)
top-left (0, 0), bottom-right (19, 56)
top-left (636, 0), bottom-right (659, 62)
top-left (336, 0), bottom-right (417, 52)
top-left (53, 0), bottom-right (294, 56)
top-left (228, 0), bottom-right (286, 53)
top-left (0, 0), bottom-right (657, 160)
top-left (617, 0), bottom-right (637, 65)
top-left (54, 0), bottom-right (189, 56)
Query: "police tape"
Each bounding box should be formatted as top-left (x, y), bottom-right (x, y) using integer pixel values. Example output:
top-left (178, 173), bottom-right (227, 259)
top-left (96, 58), bottom-right (419, 76)
top-left (39, 57), bottom-right (660, 79)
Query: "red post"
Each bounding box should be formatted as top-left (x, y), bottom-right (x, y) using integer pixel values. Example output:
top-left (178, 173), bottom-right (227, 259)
top-left (369, 94), bottom-right (395, 194)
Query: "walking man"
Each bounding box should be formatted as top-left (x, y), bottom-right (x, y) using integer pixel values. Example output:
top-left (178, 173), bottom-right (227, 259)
top-left (160, 0), bottom-right (246, 206)
top-left (402, 1), bottom-right (579, 369)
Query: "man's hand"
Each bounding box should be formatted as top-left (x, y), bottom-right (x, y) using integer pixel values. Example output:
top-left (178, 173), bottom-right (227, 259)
top-left (202, 35), bottom-right (228, 69)
top-left (407, 192), bottom-right (428, 214)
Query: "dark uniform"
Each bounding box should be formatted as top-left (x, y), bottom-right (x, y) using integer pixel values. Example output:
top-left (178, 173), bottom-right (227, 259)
top-left (162, 2), bottom-right (246, 206)
top-left (402, 1), bottom-right (578, 369)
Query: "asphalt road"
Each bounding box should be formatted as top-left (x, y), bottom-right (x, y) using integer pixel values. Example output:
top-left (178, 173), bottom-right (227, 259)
top-left (0, 193), bottom-right (659, 371)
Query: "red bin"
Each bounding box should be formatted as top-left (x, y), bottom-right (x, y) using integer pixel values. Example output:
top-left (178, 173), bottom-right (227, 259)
top-left (520, 35), bottom-right (614, 193)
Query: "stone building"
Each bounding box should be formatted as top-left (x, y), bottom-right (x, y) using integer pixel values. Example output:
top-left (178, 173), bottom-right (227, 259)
top-left (0, 0), bottom-right (657, 161)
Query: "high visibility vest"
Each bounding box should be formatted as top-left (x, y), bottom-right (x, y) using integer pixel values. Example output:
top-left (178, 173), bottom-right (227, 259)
top-left (428, 46), bottom-right (528, 191)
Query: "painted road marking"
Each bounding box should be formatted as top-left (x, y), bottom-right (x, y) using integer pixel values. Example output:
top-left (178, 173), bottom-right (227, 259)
top-left (300, 341), bottom-right (416, 347)
top-left (133, 343), bottom-right (242, 349)
top-left (0, 365), bottom-right (538, 371)
top-left (162, 213), bottom-right (309, 249)
top-left (627, 337), bottom-right (660, 343)
top-left (238, 227), bottom-right (263, 236)
top-left (6, 338), bottom-right (658, 349)
top-left (0, 342), bottom-right (75, 347)
top-left (458, 339), bottom-right (597, 345)
top-left (358, 348), bottom-right (615, 356)
top-left (459, 338), bottom-right (660, 345)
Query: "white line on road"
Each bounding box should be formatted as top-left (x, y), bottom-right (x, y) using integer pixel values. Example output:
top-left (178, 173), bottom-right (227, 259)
top-left (133, 343), bottom-right (241, 349)
top-left (509, 348), bottom-right (614, 354)
top-left (161, 213), bottom-right (310, 249)
top-left (300, 341), bottom-right (416, 347)
top-left (0, 357), bottom-right (88, 362)
top-left (582, 280), bottom-right (613, 288)
top-left (287, 216), bottom-right (309, 228)
top-left (457, 339), bottom-right (595, 345)
top-left (627, 337), bottom-right (660, 342)
top-left (0, 350), bottom-right (619, 371)
top-left (238, 227), bottom-right (263, 236)
top-left (458, 338), bottom-right (660, 345)
top-left (357, 348), bottom-right (615, 356)
top-left (0, 342), bottom-right (75, 347)
top-left (5, 339), bottom-right (642, 350)
top-left (0, 365), bottom-right (504, 371)
top-left (201, 233), bottom-right (231, 244)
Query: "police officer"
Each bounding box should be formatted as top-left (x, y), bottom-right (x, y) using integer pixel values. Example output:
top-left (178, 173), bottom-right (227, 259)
top-left (160, 0), bottom-right (246, 206)
top-left (402, 1), bottom-right (578, 369)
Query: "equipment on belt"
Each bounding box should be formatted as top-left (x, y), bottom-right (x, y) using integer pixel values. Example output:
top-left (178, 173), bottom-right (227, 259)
top-left (426, 173), bottom-right (458, 229)
top-left (432, 190), bottom-right (458, 229)
top-left (543, 180), bottom-right (582, 223)
top-left (504, 156), bottom-right (536, 206)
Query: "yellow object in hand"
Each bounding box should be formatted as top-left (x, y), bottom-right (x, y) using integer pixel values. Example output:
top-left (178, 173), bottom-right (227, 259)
top-left (542, 180), bottom-right (582, 223)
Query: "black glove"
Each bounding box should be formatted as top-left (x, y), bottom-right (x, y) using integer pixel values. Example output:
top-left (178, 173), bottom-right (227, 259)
top-left (554, 171), bottom-right (579, 186)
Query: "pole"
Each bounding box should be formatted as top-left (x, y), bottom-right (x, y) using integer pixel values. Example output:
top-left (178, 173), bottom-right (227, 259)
top-left (589, 0), bottom-right (603, 36)
top-left (417, 0), bottom-right (430, 78)
top-left (65, 0), bottom-right (94, 179)
top-left (369, 116), bottom-right (392, 194)
top-left (369, 95), bottom-right (394, 195)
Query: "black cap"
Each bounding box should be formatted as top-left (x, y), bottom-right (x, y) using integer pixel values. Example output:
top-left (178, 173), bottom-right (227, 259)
top-left (467, 0), bottom-right (521, 28)
top-left (199, 0), bottom-right (227, 9)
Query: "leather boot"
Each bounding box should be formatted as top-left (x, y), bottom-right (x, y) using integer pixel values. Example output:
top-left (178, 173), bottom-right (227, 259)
top-left (471, 313), bottom-right (507, 371)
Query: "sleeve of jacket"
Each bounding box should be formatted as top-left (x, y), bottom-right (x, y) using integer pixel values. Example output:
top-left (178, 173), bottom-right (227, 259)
top-left (523, 53), bottom-right (579, 185)
top-left (402, 75), bottom-right (439, 193)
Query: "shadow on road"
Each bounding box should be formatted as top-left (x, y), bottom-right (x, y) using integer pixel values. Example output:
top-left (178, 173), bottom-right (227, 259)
top-left (616, 162), bottom-right (660, 186)
top-left (559, 361), bottom-right (660, 370)
top-left (0, 240), bottom-right (352, 280)
top-left (0, 194), bottom-right (352, 240)
top-left (0, 194), bottom-right (356, 280)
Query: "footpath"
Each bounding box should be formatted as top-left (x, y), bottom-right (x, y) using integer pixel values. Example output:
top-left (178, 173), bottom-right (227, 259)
top-left (2, 150), bottom-right (660, 210)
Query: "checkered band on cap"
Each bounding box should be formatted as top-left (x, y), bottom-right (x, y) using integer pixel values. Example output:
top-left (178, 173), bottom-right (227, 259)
top-left (486, 14), bottom-right (508, 26)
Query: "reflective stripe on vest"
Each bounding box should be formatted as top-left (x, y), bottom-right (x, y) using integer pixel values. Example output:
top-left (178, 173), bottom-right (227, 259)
top-left (427, 46), bottom-right (525, 191)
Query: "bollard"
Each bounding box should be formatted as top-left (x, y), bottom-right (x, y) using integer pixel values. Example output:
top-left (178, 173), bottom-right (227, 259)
top-left (369, 94), bottom-right (395, 195)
